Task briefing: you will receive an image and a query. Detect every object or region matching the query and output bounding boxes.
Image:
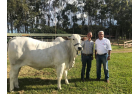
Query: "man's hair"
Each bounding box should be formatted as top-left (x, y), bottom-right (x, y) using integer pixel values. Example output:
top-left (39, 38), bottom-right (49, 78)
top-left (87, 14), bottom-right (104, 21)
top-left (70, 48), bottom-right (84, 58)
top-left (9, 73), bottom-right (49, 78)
top-left (98, 31), bottom-right (104, 34)
top-left (87, 31), bottom-right (92, 34)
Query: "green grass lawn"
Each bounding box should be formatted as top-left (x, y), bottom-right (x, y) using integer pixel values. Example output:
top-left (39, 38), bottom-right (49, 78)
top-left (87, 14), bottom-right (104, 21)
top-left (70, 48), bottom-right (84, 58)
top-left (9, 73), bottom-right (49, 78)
top-left (111, 45), bottom-right (124, 50)
top-left (7, 52), bottom-right (132, 94)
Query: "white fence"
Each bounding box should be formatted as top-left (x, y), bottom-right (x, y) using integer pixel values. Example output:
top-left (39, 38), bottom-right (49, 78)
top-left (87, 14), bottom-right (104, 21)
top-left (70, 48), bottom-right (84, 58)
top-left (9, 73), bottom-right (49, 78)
top-left (124, 40), bottom-right (132, 48)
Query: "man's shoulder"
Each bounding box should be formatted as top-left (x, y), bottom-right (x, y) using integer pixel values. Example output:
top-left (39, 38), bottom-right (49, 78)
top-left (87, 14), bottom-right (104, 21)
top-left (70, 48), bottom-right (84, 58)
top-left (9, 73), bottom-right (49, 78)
top-left (91, 40), bottom-right (94, 44)
top-left (103, 38), bottom-right (110, 42)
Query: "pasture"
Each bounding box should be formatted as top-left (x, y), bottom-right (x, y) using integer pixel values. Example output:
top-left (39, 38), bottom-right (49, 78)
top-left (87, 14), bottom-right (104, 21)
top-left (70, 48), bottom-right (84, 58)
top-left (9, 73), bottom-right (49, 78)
top-left (7, 46), bottom-right (132, 94)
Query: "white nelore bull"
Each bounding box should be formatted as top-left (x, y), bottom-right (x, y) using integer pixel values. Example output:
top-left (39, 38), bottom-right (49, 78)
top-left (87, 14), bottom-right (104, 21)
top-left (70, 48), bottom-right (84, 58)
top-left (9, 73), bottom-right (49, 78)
top-left (8, 34), bottom-right (82, 91)
top-left (53, 37), bottom-right (65, 42)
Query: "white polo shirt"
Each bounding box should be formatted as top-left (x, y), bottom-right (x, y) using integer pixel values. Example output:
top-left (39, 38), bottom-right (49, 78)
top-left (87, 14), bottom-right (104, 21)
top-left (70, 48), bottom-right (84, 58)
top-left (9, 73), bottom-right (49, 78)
top-left (95, 38), bottom-right (112, 55)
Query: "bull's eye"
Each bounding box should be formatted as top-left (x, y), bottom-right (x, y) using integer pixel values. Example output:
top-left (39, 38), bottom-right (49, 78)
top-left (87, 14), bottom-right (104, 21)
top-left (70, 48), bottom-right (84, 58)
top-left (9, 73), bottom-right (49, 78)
top-left (73, 39), bottom-right (75, 40)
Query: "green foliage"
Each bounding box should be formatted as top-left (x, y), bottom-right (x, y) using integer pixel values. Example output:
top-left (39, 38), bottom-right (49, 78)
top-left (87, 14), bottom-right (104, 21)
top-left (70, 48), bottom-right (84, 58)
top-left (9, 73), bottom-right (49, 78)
top-left (29, 24), bottom-right (67, 34)
top-left (7, 0), bottom-right (132, 39)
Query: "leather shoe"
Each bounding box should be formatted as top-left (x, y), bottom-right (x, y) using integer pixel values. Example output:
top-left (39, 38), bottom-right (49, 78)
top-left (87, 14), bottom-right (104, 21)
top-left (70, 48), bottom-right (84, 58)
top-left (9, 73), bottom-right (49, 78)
top-left (96, 78), bottom-right (100, 81)
top-left (86, 78), bottom-right (91, 81)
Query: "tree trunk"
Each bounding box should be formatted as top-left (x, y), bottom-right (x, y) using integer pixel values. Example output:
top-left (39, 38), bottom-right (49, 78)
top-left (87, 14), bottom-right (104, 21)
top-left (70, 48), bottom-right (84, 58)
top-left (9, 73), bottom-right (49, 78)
top-left (122, 27), bottom-right (124, 40)
top-left (25, 25), bottom-right (26, 33)
top-left (17, 27), bottom-right (20, 33)
top-left (101, 19), bottom-right (103, 27)
top-left (25, 25), bottom-right (28, 33)
top-left (88, 16), bottom-right (89, 32)
top-left (109, 28), bottom-right (111, 40)
top-left (7, 24), bottom-right (9, 33)
top-left (95, 30), bottom-right (96, 40)
top-left (27, 25), bottom-right (28, 33)
top-left (115, 27), bottom-right (118, 40)
top-left (48, 15), bottom-right (50, 26)
top-left (10, 21), bottom-right (13, 33)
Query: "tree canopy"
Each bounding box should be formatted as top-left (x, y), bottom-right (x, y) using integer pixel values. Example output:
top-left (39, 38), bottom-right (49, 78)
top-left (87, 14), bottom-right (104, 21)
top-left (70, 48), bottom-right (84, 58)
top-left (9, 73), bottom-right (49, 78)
top-left (7, 0), bottom-right (132, 39)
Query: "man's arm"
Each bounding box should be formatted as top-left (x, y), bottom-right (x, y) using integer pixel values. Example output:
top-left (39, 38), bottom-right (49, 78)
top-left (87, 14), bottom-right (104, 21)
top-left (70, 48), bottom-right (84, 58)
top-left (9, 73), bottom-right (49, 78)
top-left (95, 50), bottom-right (97, 59)
top-left (107, 39), bottom-right (112, 60)
top-left (91, 42), bottom-right (94, 60)
top-left (107, 50), bottom-right (111, 60)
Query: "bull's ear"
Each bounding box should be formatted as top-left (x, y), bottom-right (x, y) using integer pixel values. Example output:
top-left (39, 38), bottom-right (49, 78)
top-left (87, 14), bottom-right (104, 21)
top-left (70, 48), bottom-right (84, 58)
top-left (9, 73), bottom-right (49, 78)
top-left (66, 37), bottom-right (71, 40)
top-left (62, 37), bottom-right (68, 40)
top-left (81, 37), bottom-right (84, 41)
top-left (62, 37), bottom-right (70, 40)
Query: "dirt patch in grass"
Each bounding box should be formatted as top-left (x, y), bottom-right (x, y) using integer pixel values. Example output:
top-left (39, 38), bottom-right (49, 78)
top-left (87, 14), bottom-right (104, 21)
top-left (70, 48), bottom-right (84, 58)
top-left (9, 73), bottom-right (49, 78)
top-left (112, 50), bottom-right (132, 53)
top-left (112, 48), bottom-right (132, 53)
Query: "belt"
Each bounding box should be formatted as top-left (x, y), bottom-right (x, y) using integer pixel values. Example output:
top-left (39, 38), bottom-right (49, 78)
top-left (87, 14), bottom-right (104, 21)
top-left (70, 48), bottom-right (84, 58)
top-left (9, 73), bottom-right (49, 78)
top-left (82, 53), bottom-right (92, 56)
top-left (97, 53), bottom-right (107, 55)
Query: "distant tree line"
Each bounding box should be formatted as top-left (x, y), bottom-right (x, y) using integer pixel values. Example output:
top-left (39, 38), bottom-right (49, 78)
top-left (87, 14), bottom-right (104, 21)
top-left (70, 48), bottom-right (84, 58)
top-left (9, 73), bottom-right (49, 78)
top-left (7, 0), bottom-right (132, 39)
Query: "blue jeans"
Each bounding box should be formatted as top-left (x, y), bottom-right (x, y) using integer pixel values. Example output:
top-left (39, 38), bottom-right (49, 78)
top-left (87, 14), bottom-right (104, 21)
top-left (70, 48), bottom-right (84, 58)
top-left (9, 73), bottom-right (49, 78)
top-left (81, 55), bottom-right (92, 79)
top-left (96, 54), bottom-right (109, 80)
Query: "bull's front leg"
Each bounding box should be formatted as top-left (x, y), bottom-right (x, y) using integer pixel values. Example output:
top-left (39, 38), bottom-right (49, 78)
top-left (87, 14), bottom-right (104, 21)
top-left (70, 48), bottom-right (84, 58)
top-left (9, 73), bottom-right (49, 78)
top-left (56, 63), bottom-right (65, 90)
top-left (63, 70), bottom-right (69, 84)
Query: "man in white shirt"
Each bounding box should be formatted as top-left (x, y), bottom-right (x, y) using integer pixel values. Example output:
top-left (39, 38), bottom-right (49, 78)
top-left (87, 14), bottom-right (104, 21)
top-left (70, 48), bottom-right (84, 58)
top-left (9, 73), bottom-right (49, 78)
top-left (81, 32), bottom-right (94, 82)
top-left (95, 31), bottom-right (112, 83)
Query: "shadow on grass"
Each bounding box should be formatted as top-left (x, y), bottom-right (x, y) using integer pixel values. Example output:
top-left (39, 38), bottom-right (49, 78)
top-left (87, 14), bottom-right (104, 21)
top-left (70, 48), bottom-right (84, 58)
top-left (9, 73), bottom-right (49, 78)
top-left (7, 78), bottom-right (57, 92)
top-left (7, 78), bottom-right (105, 92)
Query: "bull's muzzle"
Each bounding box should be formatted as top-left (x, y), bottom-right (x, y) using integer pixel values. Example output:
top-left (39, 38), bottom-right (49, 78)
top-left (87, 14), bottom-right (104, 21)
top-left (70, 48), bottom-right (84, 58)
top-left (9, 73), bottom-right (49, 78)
top-left (78, 47), bottom-right (82, 51)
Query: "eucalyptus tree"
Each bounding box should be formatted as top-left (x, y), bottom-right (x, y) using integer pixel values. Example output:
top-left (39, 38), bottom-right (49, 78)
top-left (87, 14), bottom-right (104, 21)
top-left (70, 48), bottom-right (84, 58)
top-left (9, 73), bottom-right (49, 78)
top-left (77, 0), bottom-right (86, 34)
top-left (104, 0), bottom-right (115, 39)
top-left (113, 0), bottom-right (132, 39)
top-left (84, 0), bottom-right (98, 32)
top-left (71, 1), bottom-right (78, 33)
top-left (60, 1), bottom-right (78, 32)
top-left (7, 0), bottom-right (17, 33)
top-left (27, 0), bottom-right (41, 33)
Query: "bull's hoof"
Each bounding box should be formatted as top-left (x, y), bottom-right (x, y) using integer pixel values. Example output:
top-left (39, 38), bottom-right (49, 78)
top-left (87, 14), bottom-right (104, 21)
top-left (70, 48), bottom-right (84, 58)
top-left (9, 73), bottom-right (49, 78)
top-left (66, 82), bottom-right (69, 84)
top-left (55, 87), bottom-right (62, 91)
top-left (57, 87), bottom-right (62, 90)
top-left (10, 89), bottom-right (14, 92)
top-left (65, 80), bottom-right (69, 84)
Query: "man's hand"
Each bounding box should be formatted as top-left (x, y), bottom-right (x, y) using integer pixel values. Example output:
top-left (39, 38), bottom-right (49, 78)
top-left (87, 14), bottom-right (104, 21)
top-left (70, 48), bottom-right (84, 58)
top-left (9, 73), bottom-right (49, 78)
top-left (107, 56), bottom-right (110, 60)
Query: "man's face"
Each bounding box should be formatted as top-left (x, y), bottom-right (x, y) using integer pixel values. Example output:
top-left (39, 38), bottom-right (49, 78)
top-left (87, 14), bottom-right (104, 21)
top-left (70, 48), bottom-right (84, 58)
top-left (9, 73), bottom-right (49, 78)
top-left (98, 32), bottom-right (104, 39)
top-left (87, 33), bottom-right (92, 39)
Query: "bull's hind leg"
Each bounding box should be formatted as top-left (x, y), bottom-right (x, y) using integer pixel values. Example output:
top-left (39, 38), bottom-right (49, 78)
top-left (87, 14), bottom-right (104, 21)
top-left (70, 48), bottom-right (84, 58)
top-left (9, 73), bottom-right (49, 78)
top-left (9, 64), bottom-right (21, 92)
top-left (14, 67), bottom-right (21, 88)
top-left (56, 63), bottom-right (65, 90)
top-left (63, 70), bottom-right (69, 84)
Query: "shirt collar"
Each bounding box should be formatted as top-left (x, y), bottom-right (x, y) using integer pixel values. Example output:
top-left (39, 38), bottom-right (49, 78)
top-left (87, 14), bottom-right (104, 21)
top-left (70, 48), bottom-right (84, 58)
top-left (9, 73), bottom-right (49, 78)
top-left (98, 37), bottom-right (105, 40)
top-left (87, 39), bottom-right (92, 42)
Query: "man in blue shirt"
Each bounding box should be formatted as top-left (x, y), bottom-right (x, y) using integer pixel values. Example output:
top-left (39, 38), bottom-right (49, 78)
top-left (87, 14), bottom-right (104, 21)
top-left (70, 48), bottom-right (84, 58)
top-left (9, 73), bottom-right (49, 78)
top-left (81, 32), bottom-right (94, 82)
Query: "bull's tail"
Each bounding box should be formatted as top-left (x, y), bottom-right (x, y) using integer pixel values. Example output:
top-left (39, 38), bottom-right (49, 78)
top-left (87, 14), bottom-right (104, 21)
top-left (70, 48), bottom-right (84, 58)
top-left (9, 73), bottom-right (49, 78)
top-left (7, 37), bottom-right (17, 52)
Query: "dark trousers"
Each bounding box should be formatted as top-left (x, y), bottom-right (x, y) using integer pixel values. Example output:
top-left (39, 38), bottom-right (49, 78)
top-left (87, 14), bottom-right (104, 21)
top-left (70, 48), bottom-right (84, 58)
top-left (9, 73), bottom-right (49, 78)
top-left (81, 55), bottom-right (92, 79)
top-left (96, 54), bottom-right (109, 80)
